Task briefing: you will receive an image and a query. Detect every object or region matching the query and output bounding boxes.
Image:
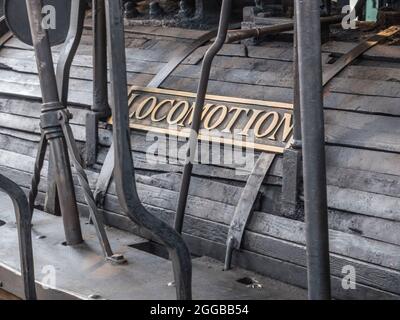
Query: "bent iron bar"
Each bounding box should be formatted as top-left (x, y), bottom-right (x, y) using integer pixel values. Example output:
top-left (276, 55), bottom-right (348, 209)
top-left (0, 174), bottom-right (36, 300)
top-left (296, 0), bottom-right (331, 300)
top-left (104, 0), bottom-right (192, 300)
top-left (174, 0), bottom-right (233, 234)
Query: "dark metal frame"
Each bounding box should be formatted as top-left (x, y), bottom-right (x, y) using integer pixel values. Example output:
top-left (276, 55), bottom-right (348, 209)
top-left (0, 174), bottom-right (36, 300)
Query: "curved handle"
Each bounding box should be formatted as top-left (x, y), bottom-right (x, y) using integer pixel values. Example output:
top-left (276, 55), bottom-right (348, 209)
top-left (105, 0), bottom-right (192, 300)
top-left (0, 174), bottom-right (37, 300)
top-left (175, 0), bottom-right (233, 234)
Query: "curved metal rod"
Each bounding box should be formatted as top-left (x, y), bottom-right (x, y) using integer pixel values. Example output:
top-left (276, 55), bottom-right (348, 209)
top-left (0, 174), bottom-right (37, 300)
top-left (56, 0), bottom-right (86, 106)
top-left (46, 0), bottom-right (86, 216)
top-left (105, 0), bottom-right (192, 300)
top-left (174, 0), bottom-right (233, 234)
top-left (28, 134), bottom-right (47, 216)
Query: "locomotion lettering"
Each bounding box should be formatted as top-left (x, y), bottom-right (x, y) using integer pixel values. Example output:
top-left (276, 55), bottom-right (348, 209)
top-left (124, 86), bottom-right (294, 154)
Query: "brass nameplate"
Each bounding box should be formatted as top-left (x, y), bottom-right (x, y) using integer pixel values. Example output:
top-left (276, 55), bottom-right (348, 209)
top-left (126, 86), bottom-right (293, 154)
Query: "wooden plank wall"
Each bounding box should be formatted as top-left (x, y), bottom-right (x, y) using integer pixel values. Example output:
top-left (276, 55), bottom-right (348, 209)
top-left (0, 24), bottom-right (400, 299)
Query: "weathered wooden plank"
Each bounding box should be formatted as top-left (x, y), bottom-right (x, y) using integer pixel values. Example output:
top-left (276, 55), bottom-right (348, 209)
top-left (327, 209), bottom-right (400, 246)
top-left (227, 153), bottom-right (276, 254)
top-left (4, 99), bottom-right (400, 199)
top-left (3, 162), bottom-right (400, 298)
top-left (0, 111), bottom-right (113, 145)
top-left (326, 185), bottom-right (400, 222)
top-left (329, 77), bottom-right (400, 99)
top-left (327, 165), bottom-right (400, 199)
top-left (324, 92), bottom-right (400, 116)
top-left (323, 41), bottom-right (400, 62)
top-left (2, 152), bottom-right (400, 272)
top-left (248, 211), bottom-right (400, 270)
top-left (324, 110), bottom-right (400, 153)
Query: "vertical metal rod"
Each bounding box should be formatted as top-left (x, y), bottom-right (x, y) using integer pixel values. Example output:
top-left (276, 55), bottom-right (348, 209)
top-left (295, 0), bottom-right (331, 300)
top-left (46, 0), bottom-right (85, 214)
top-left (175, 0), bottom-right (232, 234)
top-left (92, 0), bottom-right (110, 115)
top-left (0, 175), bottom-right (37, 300)
top-left (26, 0), bottom-right (83, 245)
top-left (105, 0), bottom-right (192, 300)
top-left (292, 4), bottom-right (301, 148)
top-left (86, 0), bottom-right (110, 166)
top-left (56, 0), bottom-right (86, 106)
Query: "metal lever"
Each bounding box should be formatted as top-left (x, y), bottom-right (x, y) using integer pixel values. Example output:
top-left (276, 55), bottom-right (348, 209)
top-left (25, 0), bottom-right (123, 263)
top-left (0, 174), bottom-right (37, 300)
top-left (46, 0), bottom-right (86, 215)
top-left (58, 110), bottom-right (125, 264)
top-left (174, 0), bottom-right (233, 234)
top-left (86, 0), bottom-right (111, 167)
top-left (105, 0), bottom-right (192, 300)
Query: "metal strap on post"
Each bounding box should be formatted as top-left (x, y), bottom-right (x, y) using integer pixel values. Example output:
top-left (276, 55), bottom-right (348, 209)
top-left (224, 152), bottom-right (276, 270)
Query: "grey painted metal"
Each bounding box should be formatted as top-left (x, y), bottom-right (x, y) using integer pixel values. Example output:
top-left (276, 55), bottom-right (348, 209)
top-left (292, 5), bottom-right (301, 148)
top-left (148, 29), bottom-right (217, 88)
top-left (322, 26), bottom-right (400, 86)
top-left (94, 144), bottom-right (114, 206)
top-left (59, 110), bottom-right (125, 264)
top-left (295, 0), bottom-right (331, 300)
top-left (56, 0), bottom-right (86, 106)
top-left (28, 134), bottom-right (47, 216)
top-left (280, 4), bottom-right (302, 218)
top-left (105, 0), bottom-right (192, 300)
top-left (0, 174), bottom-right (36, 300)
top-left (25, 0), bottom-right (83, 246)
top-left (86, 0), bottom-right (111, 166)
top-left (225, 15), bottom-right (343, 44)
top-left (224, 152), bottom-right (276, 271)
top-left (174, 0), bottom-right (233, 234)
top-left (92, 0), bottom-right (109, 116)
